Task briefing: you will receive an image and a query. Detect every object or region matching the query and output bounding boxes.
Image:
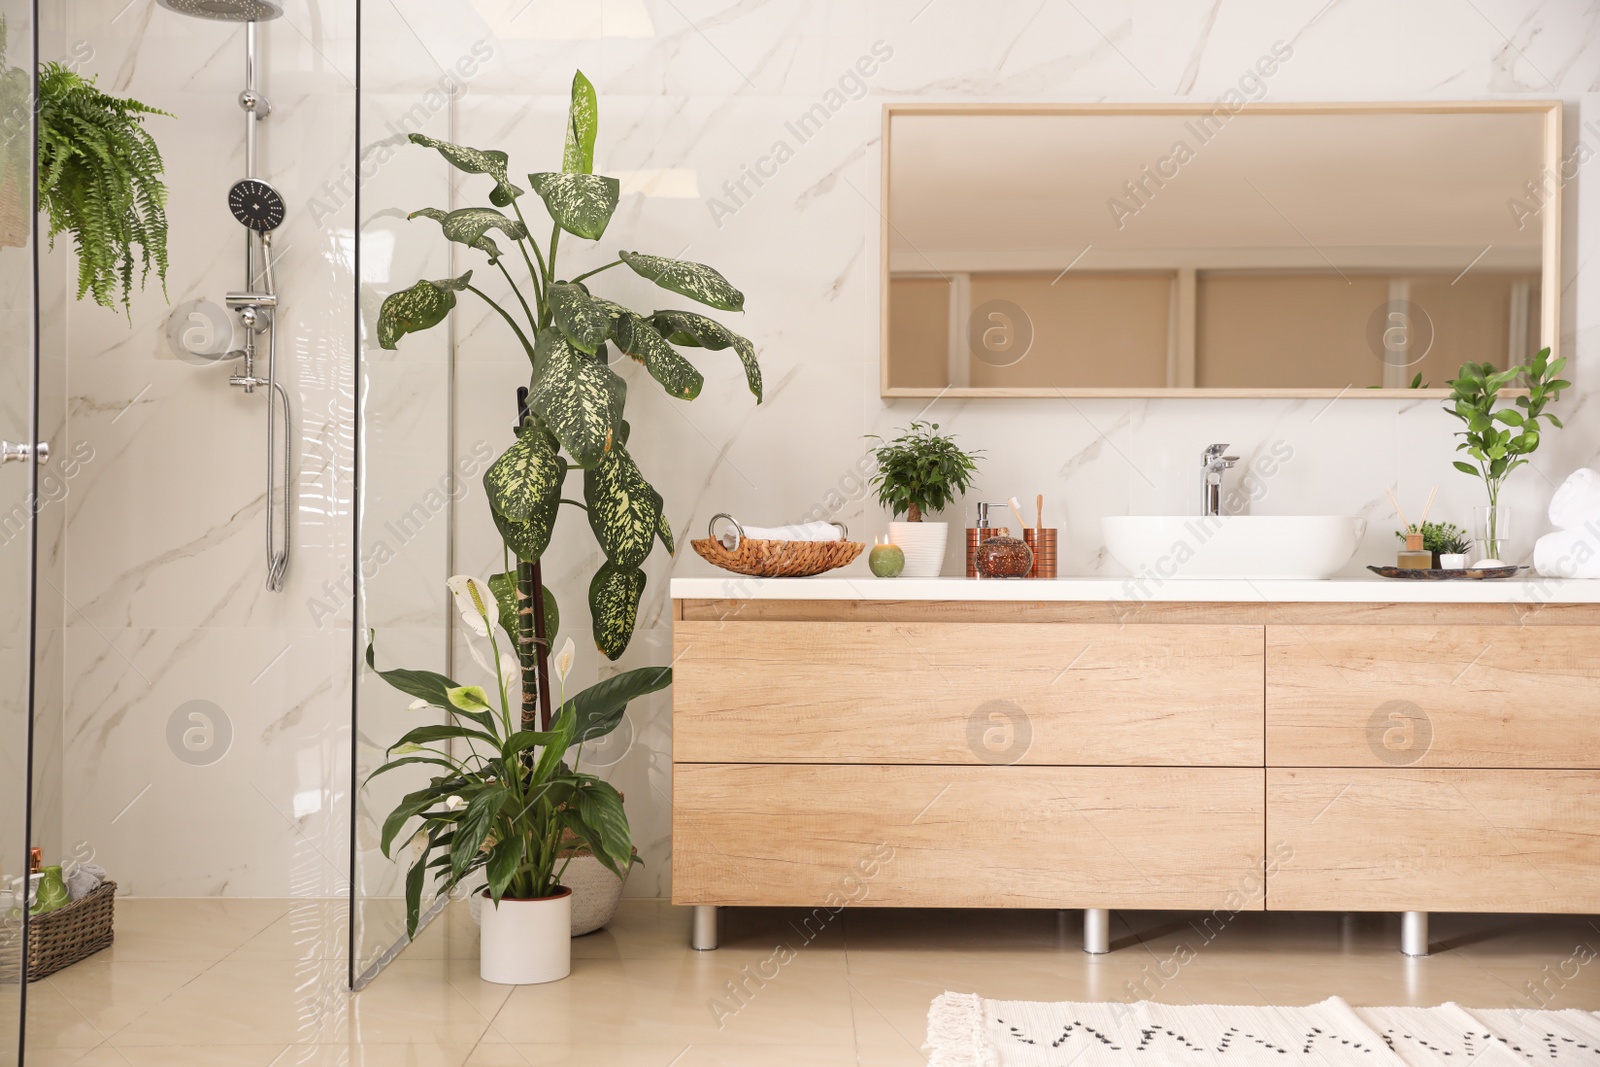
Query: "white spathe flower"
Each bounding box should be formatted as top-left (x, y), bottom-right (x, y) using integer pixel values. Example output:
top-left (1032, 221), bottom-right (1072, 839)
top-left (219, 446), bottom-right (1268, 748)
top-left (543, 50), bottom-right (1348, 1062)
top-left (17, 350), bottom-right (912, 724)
top-left (498, 652), bottom-right (520, 696)
top-left (445, 575), bottom-right (496, 637)
top-left (442, 795), bottom-right (466, 811)
top-left (407, 698), bottom-right (432, 713)
top-left (552, 636), bottom-right (576, 687)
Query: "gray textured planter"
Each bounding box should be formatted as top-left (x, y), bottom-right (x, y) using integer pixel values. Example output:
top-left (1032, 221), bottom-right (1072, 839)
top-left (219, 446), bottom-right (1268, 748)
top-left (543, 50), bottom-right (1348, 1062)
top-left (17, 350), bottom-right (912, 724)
top-left (563, 853), bottom-right (627, 936)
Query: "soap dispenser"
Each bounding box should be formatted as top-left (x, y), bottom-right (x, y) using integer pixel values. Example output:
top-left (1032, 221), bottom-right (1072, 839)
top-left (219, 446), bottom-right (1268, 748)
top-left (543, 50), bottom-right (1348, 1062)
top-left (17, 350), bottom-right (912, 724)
top-left (966, 502), bottom-right (1006, 577)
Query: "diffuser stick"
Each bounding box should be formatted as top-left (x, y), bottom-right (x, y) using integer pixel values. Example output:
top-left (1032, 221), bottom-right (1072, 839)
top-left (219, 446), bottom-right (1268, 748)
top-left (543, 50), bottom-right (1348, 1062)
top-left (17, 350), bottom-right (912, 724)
top-left (1418, 486), bottom-right (1439, 526)
top-left (1384, 486), bottom-right (1411, 532)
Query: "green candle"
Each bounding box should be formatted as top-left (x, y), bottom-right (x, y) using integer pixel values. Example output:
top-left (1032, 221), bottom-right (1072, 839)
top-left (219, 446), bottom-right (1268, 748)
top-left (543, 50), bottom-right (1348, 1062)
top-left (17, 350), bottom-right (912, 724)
top-left (869, 540), bottom-right (905, 578)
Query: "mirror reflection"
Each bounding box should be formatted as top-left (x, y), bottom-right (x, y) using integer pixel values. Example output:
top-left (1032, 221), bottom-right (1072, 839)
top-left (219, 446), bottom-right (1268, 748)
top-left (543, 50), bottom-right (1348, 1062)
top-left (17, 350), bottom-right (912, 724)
top-left (883, 106), bottom-right (1557, 395)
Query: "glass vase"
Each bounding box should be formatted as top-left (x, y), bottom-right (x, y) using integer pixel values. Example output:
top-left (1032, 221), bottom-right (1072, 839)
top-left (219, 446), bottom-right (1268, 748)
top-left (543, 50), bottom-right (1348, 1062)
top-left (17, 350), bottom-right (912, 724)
top-left (1474, 505), bottom-right (1512, 563)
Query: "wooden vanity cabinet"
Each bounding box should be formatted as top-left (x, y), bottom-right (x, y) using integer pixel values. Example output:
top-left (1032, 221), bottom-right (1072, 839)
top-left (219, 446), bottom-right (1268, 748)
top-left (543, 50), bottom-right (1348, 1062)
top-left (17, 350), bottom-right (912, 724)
top-left (671, 599), bottom-right (1600, 919)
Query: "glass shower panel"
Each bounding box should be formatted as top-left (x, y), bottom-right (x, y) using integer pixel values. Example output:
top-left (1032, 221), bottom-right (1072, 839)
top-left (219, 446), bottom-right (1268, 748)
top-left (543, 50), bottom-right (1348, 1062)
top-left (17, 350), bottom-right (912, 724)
top-left (0, 0), bottom-right (36, 1060)
top-left (351, 0), bottom-right (458, 986)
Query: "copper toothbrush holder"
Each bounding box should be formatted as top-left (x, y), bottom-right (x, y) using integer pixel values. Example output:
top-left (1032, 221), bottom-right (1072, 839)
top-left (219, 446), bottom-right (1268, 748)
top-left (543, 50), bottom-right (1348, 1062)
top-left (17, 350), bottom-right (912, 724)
top-left (1023, 528), bottom-right (1057, 579)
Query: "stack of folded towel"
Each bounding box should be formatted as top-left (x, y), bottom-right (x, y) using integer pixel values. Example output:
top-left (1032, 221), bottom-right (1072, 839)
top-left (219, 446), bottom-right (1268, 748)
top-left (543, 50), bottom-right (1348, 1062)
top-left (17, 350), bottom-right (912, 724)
top-left (1534, 468), bottom-right (1600, 577)
top-left (65, 863), bottom-right (107, 902)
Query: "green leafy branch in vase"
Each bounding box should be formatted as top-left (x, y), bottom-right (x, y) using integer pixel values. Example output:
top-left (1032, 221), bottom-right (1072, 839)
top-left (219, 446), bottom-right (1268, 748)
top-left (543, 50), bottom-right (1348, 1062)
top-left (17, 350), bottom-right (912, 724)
top-left (368, 577), bottom-right (670, 935)
top-left (1445, 347), bottom-right (1567, 554)
top-left (376, 70), bottom-right (761, 730)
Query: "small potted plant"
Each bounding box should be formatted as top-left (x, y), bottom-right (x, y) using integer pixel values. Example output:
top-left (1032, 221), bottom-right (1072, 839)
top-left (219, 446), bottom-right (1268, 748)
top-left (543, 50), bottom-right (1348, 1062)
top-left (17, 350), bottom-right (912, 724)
top-left (867, 421), bottom-right (982, 577)
top-left (1392, 520), bottom-right (1470, 569)
top-left (1445, 349), bottom-right (1568, 563)
top-left (367, 575), bottom-right (669, 985)
top-left (1436, 529), bottom-right (1472, 570)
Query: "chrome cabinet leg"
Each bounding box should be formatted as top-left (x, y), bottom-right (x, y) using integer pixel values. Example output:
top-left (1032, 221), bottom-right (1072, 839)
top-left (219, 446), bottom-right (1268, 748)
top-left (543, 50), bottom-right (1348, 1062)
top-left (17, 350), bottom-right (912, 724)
top-left (1083, 908), bottom-right (1111, 954)
top-left (691, 905), bottom-right (719, 951)
top-left (1400, 911), bottom-right (1429, 957)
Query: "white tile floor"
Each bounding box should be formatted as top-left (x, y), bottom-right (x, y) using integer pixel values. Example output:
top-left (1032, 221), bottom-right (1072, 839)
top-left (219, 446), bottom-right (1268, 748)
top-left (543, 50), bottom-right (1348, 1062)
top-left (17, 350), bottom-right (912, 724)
top-left (24, 899), bottom-right (1600, 1065)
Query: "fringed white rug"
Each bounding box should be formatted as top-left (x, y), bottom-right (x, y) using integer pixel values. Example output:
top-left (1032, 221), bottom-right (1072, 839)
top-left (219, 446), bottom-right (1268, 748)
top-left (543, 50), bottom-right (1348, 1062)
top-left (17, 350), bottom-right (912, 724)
top-left (926, 993), bottom-right (1600, 1065)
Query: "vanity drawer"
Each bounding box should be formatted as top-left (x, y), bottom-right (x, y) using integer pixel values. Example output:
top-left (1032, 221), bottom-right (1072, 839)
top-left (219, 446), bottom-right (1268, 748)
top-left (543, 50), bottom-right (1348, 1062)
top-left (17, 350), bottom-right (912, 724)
top-left (1266, 769), bottom-right (1600, 912)
top-left (1266, 625), bottom-right (1600, 768)
top-left (673, 621), bottom-right (1264, 766)
top-left (673, 765), bottom-right (1266, 909)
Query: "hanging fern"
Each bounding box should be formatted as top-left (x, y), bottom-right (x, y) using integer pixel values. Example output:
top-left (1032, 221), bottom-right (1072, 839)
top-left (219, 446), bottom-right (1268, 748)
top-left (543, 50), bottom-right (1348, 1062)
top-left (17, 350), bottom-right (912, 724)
top-left (37, 62), bottom-right (172, 313)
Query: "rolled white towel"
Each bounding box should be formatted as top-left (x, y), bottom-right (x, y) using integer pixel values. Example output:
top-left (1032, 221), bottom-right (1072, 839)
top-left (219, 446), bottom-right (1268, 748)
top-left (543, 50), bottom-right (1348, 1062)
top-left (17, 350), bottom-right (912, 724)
top-left (1548, 467), bottom-right (1600, 530)
top-left (719, 520), bottom-right (842, 548)
top-left (1534, 526), bottom-right (1600, 578)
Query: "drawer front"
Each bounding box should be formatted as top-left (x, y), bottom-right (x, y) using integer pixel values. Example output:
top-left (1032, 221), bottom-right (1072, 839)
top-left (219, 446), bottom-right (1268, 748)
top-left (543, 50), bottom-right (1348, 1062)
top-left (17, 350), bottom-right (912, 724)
top-left (673, 765), bottom-right (1266, 909)
top-left (673, 622), bottom-right (1263, 765)
top-left (1267, 769), bottom-right (1600, 912)
top-left (1266, 625), bottom-right (1600, 768)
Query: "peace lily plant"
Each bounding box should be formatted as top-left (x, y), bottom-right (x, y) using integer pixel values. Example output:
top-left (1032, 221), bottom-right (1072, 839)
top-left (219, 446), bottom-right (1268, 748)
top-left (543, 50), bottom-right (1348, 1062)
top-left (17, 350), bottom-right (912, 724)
top-left (367, 70), bottom-right (762, 974)
top-left (368, 575), bottom-right (669, 982)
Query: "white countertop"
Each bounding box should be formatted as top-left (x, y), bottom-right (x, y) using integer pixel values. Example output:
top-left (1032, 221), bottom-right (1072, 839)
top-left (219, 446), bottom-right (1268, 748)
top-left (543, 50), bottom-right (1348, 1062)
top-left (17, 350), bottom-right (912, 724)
top-left (670, 573), bottom-right (1600, 603)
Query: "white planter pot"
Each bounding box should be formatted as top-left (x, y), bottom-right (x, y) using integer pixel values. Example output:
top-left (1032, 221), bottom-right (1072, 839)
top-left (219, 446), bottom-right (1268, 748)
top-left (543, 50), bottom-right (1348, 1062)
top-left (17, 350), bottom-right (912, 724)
top-left (564, 853), bottom-right (628, 936)
top-left (889, 521), bottom-right (949, 578)
top-left (1439, 553), bottom-right (1468, 570)
top-left (479, 887), bottom-right (572, 985)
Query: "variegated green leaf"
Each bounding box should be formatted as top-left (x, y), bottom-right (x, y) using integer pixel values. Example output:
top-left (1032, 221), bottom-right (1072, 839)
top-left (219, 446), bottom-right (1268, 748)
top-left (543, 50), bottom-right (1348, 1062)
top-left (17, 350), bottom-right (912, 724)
top-left (377, 271), bottom-right (473, 350)
top-left (483, 425), bottom-right (566, 533)
top-left (528, 172), bottom-right (620, 241)
top-left (408, 207), bottom-right (506, 263)
top-left (547, 281), bottom-right (615, 354)
top-left (657, 511), bottom-right (675, 554)
top-left (584, 443), bottom-right (663, 570)
top-left (488, 571), bottom-right (559, 647)
top-left (563, 70), bottom-right (597, 175)
top-left (409, 133), bottom-right (523, 206)
top-left (493, 510), bottom-right (548, 564)
top-left (529, 329), bottom-right (626, 468)
top-left (620, 252), bottom-right (744, 312)
top-left (589, 562), bottom-right (646, 660)
top-left (649, 309), bottom-right (762, 401)
top-left (612, 313), bottom-right (704, 400)
top-left (439, 207), bottom-right (527, 247)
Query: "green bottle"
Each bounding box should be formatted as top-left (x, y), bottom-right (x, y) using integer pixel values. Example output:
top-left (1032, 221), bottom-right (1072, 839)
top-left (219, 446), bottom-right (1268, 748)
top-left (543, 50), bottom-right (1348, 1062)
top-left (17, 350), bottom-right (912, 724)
top-left (30, 865), bottom-right (69, 916)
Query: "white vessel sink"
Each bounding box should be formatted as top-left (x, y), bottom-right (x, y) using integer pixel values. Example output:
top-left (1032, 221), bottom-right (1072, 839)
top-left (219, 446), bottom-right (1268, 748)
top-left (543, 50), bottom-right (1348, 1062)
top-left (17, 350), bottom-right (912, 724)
top-left (1101, 515), bottom-right (1367, 580)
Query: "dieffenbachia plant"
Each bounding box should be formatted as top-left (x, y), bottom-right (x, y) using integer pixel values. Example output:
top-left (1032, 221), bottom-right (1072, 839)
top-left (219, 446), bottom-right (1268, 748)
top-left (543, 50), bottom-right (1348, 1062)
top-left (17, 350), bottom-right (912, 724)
top-left (376, 70), bottom-right (761, 728)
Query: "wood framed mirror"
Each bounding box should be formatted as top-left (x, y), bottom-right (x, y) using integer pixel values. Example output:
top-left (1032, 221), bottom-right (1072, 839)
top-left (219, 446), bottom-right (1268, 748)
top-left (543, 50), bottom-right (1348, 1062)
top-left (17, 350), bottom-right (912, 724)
top-left (880, 102), bottom-right (1563, 398)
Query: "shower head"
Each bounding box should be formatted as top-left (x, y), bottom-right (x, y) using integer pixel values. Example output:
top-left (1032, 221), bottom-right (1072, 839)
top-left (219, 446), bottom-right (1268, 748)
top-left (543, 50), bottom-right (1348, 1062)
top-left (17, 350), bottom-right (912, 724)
top-left (229, 178), bottom-right (286, 232)
top-left (156, 0), bottom-right (284, 21)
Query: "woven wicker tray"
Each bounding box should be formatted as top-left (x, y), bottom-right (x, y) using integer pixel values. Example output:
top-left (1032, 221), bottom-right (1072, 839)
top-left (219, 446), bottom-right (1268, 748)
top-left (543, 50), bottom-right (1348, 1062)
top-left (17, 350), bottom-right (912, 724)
top-left (691, 514), bottom-right (863, 578)
top-left (27, 880), bottom-right (116, 980)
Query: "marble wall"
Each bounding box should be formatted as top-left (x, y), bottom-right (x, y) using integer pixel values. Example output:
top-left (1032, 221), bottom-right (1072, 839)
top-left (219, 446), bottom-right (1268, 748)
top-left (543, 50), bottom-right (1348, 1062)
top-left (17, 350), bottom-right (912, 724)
top-left (375, 0), bottom-right (1600, 899)
top-left (42, 0), bottom-right (356, 897)
top-left (34, 0), bottom-right (1600, 906)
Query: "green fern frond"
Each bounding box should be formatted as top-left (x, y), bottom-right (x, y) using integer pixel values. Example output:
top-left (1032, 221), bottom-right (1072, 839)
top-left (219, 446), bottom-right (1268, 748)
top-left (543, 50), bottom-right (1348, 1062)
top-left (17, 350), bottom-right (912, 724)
top-left (37, 60), bottom-right (173, 314)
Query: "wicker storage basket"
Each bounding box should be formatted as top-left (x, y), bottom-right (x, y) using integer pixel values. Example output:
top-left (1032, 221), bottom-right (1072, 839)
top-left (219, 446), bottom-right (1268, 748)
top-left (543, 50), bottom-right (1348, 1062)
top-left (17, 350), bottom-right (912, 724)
top-left (26, 880), bottom-right (115, 980)
top-left (691, 514), bottom-right (863, 578)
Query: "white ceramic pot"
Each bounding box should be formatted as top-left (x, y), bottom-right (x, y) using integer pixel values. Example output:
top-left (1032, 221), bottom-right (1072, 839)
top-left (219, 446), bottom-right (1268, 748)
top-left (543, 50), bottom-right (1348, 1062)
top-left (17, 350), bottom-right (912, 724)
top-left (479, 886), bottom-right (572, 984)
top-left (564, 853), bottom-right (628, 936)
top-left (1439, 553), bottom-right (1468, 570)
top-left (889, 521), bottom-right (949, 578)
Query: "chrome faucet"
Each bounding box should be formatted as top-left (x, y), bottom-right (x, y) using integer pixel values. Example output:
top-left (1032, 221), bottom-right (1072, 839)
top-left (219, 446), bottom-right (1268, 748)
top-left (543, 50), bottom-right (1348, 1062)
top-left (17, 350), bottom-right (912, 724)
top-left (1201, 443), bottom-right (1239, 517)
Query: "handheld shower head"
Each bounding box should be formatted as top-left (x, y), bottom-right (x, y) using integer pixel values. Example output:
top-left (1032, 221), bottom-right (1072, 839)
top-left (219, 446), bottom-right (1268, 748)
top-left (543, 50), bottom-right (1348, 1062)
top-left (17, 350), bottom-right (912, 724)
top-left (156, 0), bottom-right (284, 21)
top-left (229, 178), bottom-right (286, 232)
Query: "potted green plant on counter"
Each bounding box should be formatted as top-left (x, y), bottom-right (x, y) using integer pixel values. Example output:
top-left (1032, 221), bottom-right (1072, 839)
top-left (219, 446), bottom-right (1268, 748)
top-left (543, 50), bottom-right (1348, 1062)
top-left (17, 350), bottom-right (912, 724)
top-left (367, 577), bottom-right (670, 984)
top-left (371, 70), bottom-right (762, 947)
top-left (1445, 349), bottom-right (1568, 563)
top-left (867, 421), bottom-right (982, 577)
